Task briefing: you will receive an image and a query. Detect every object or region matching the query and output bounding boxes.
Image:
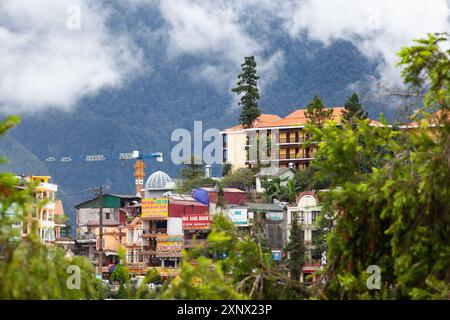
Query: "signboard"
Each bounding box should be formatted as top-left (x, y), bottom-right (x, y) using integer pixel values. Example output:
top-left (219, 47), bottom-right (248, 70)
top-left (271, 250), bottom-right (283, 261)
top-left (183, 214), bottom-right (211, 230)
top-left (142, 198), bottom-right (168, 219)
top-left (266, 212), bottom-right (284, 221)
top-left (156, 235), bottom-right (183, 258)
top-left (228, 208), bottom-right (248, 226)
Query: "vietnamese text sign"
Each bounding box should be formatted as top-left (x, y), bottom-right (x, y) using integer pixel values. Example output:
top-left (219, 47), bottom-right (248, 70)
top-left (142, 198), bottom-right (168, 219)
top-left (228, 208), bottom-right (248, 225)
top-left (182, 214), bottom-right (211, 230)
top-left (156, 234), bottom-right (183, 258)
top-left (266, 212), bottom-right (284, 221)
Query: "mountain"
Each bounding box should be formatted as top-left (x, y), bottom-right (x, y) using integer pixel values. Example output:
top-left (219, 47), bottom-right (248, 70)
top-left (0, 9), bottom-right (395, 234)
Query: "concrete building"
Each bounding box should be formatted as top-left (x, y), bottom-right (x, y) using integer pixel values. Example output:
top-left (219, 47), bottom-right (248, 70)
top-left (16, 175), bottom-right (64, 245)
top-left (286, 191), bottom-right (323, 283)
top-left (221, 114), bottom-right (282, 171)
top-left (75, 194), bottom-right (139, 275)
top-left (222, 107), bottom-right (381, 171)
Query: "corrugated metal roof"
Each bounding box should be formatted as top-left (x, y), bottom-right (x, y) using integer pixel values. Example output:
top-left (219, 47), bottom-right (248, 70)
top-left (245, 202), bottom-right (284, 212)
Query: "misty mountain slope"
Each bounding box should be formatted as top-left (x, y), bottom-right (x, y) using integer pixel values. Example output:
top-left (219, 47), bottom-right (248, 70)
top-left (2, 27), bottom-right (389, 233)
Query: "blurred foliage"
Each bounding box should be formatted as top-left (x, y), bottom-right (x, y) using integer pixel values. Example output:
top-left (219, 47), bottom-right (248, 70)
top-left (161, 214), bottom-right (310, 300)
top-left (0, 115), bottom-right (103, 300)
top-left (307, 33), bottom-right (450, 299)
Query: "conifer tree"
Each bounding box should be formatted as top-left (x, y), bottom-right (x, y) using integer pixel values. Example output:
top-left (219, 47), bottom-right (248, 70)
top-left (304, 96), bottom-right (333, 127)
top-left (341, 93), bottom-right (368, 125)
top-left (232, 56), bottom-right (261, 128)
top-left (285, 212), bottom-right (306, 281)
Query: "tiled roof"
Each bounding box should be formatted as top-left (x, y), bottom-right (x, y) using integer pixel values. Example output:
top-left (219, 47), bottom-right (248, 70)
top-left (257, 107), bottom-right (345, 128)
top-left (223, 114), bottom-right (282, 132)
top-left (223, 107), bottom-right (383, 131)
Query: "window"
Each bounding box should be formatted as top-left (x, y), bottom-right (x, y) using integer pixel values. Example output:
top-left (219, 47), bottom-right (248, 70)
top-left (105, 211), bottom-right (110, 220)
top-left (312, 211), bottom-right (319, 224)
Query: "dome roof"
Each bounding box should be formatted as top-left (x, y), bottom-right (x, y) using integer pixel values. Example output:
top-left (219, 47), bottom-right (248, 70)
top-left (145, 171), bottom-right (173, 190)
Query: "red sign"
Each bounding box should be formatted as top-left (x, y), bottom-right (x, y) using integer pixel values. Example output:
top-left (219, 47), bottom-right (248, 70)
top-left (183, 214), bottom-right (211, 230)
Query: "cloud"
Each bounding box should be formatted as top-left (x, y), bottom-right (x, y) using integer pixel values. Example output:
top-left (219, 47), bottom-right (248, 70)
top-left (284, 0), bottom-right (450, 86)
top-left (0, 0), bottom-right (143, 114)
top-left (156, 0), bottom-right (285, 93)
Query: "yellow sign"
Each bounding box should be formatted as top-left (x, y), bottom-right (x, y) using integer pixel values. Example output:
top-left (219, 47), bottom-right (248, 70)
top-left (142, 198), bottom-right (168, 219)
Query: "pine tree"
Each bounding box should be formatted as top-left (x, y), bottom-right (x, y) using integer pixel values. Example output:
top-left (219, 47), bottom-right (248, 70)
top-left (341, 93), bottom-right (368, 125)
top-left (232, 56), bottom-right (261, 128)
top-left (285, 212), bottom-right (306, 281)
top-left (304, 96), bottom-right (333, 127)
top-left (216, 182), bottom-right (227, 211)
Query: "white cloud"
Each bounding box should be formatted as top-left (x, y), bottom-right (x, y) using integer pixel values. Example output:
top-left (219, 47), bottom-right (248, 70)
top-left (0, 0), bottom-right (143, 113)
top-left (285, 0), bottom-right (450, 86)
top-left (156, 0), bottom-right (284, 93)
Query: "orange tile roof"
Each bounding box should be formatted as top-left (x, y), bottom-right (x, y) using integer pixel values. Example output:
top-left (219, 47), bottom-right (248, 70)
top-left (401, 110), bottom-right (449, 127)
top-left (223, 107), bottom-right (382, 130)
top-left (223, 114), bottom-right (282, 132)
top-left (257, 107), bottom-right (345, 128)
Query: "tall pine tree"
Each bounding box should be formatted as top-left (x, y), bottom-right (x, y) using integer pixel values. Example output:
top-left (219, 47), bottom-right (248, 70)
top-left (285, 212), bottom-right (306, 281)
top-left (232, 56), bottom-right (261, 128)
top-left (304, 96), bottom-right (333, 127)
top-left (341, 93), bottom-right (368, 125)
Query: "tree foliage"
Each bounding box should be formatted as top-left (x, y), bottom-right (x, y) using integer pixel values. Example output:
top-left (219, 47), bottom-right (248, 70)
top-left (0, 116), bottom-right (103, 300)
top-left (284, 212), bottom-right (306, 281)
top-left (341, 93), bottom-right (368, 126)
top-left (306, 33), bottom-right (450, 299)
top-left (305, 96), bottom-right (333, 127)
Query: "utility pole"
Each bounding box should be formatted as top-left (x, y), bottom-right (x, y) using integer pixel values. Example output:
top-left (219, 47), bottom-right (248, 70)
top-left (94, 186), bottom-right (104, 278)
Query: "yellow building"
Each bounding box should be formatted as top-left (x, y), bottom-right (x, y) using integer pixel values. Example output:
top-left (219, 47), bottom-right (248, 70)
top-left (21, 175), bottom-right (64, 244)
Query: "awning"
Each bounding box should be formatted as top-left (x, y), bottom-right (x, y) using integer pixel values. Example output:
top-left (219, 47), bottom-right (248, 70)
top-left (104, 251), bottom-right (119, 256)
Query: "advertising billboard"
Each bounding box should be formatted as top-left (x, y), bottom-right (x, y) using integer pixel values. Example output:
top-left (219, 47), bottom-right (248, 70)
top-left (228, 208), bottom-right (248, 226)
top-left (182, 214), bottom-right (211, 230)
top-left (142, 198), bottom-right (168, 219)
top-left (155, 235), bottom-right (183, 258)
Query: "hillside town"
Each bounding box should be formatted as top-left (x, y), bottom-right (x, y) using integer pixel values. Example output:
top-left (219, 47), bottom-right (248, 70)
top-left (3, 104), bottom-right (434, 289)
top-left (0, 15), bottom-right (449, 303)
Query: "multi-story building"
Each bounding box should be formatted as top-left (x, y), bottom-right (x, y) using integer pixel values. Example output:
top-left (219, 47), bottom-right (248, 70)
top-left (286, 191), bottom-right (323, 283)
top-left (222, 107), bottom-right (380, 170)
top-left (75, 194), bottom-right (139, 275)
top-left (17, 175), bottom-right (64, 245)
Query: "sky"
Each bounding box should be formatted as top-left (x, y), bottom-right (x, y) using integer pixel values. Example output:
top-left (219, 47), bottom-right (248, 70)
top-left (0, 0), bottom-right (449, 114)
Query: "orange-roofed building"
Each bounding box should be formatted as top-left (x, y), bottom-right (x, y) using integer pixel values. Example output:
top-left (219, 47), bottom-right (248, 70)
top-left (221, 106), bottom-right (380, 171)
top-left (221, 114), bottom-right (282, 171)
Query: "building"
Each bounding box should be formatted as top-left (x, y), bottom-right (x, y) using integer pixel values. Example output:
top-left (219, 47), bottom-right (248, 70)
top-left (286, 191), bottom-right (323, 283)
top-left (255, 166), bottom-right (296, 193)
top-left (192, 187), bottom-right (247, 216)
top-left (75, 194), bottom-right (140, 275)
top-left (125, 217), bottom-right (145, 275)
top-left (221, 114), bottom-right (282, 171)
top-left (169, 195), bottom-right (211, 249)
top-left (222, 107), bottom-right (381, 171)
top-left (140, 197), bottom-right (182, 276)
top-left (144, 171), bottom-right (175, 198)
top-left (16, 175), bottom-right (63, 245)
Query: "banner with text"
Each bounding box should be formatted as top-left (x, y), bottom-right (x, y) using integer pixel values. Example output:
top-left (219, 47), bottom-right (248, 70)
top-left (142, 198), bottom-right (168, 219)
